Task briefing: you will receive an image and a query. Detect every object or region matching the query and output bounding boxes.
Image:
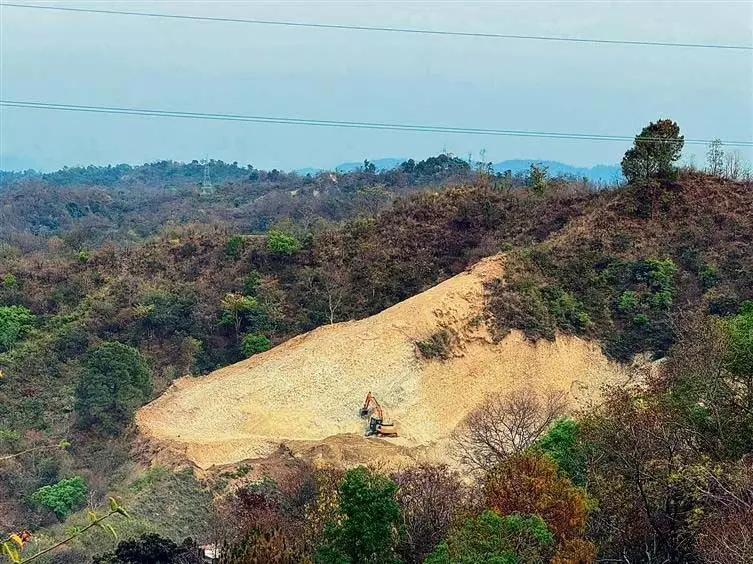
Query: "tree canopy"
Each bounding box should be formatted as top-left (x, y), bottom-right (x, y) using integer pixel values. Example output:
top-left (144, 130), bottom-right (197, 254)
top-left (74, 342), bottom-right (152, 435)
top-left (621, 119), bottom-right (684, 184)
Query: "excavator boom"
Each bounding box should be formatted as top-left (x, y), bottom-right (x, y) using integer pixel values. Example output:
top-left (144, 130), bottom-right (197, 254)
top-left (359, 391), bottom-right (397, 437)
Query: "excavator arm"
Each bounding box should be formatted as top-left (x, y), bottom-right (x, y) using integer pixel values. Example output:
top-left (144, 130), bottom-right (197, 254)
top-left (359, 391), bottom-right (397, 437)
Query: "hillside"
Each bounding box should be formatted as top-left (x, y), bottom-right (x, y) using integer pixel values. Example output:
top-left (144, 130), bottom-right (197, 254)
top-left (2, 163), bottom-right (752, 563)
top-left (137, 255), bottom-right (626, 469)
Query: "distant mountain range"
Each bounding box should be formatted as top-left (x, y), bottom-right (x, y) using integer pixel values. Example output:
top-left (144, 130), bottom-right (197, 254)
top-left (491, 160), bottom-right (622, 183)
top-left (295, 158), bottom-right (622, 183)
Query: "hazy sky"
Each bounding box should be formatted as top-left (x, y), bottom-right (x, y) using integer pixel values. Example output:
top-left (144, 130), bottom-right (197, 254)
top-left (1, 0), bottom-right (752, 171)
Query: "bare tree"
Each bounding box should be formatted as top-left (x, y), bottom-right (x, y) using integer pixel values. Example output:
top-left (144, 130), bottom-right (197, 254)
top-left (706, 139), bottom-right (724, 177)
top-left (391, 464), bottom-right (474, 564)
top-left (724, 151), bottom-right (744, 180)
top-left (452, 388), bottom-right (568, 472)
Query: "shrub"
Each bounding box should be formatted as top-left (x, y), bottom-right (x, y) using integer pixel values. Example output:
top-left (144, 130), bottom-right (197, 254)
top-left (93, 533), bottom-right (196, 563)
top-left (315, 467), bottom-right (402, 564)
top-left (534, 418), bottom-right (587, 484)
top-left (140, 291), bottom-right (197, 336)
top-left (650, 290), bottom-right (673, 310)
top-left (541, 285), bottom-right (591, 332)
top-left (30, 476), bottom-right (87, 519)
top-left (425, 511), bottom-right (554, 564)
top-left (241, 333), bottom-right (271, 358)
top-left (699, 264), bottom-right (718, 290)
top-left (243, 270), bottom-right (262, 296)
top-left (226, 234), bottom-right (245, 259)
top-left (416, 330), bottom-right (452, 360)
top-left (2, 273), bottom-right (17, 288)
top-left (267, 230), bottom-right (301, 256)
top-left (643, 258), bottom-right (678, 293)
top-left (486, 282), bottom-right (556, 342)
top-left (74, 342), bottom-right (152, 435)
top-left (617, 290), bottom-right (638, 314)
top-left (0, 305), bottom-right (35, 353)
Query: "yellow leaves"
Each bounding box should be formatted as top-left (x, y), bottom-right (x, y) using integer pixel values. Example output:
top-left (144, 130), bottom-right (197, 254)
top-left (1, 541), bottom-right (21, 564)
top-left (1, 532), bottom-right (30, 564)
top-left (108, 497), bottom-right (131, 519)
top-left (133, 303), bottom-right (155, 317)
top-left (103, 524), bottom-right (117, 540)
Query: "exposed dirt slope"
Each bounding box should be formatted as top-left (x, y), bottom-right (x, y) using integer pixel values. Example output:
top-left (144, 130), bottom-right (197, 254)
top-left (137, 255), bottom-right (627, 469)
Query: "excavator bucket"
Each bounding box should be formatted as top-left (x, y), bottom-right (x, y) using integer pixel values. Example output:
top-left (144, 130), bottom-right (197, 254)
top-left (359, 406), bottom-right (369, 417)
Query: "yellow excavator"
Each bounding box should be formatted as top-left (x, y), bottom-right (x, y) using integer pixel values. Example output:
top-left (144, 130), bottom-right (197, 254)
top-left (359, 391), bottom-right (398, 437)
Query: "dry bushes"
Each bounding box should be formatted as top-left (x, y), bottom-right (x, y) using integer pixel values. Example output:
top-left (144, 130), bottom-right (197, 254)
top-left (452, 388), bottom-right (568, 471)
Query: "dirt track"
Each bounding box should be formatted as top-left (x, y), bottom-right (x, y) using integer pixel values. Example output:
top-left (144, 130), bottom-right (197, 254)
top-left (136, 255), bottom-right (627, 469)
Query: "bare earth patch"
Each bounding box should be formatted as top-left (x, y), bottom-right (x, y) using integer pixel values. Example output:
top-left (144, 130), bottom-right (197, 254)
top-left (136, 255), bottom-right (628, 470)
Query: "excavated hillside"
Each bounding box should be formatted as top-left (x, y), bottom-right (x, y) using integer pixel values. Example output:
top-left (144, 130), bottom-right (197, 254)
top-left (137, 255), bottom-right (628, 469)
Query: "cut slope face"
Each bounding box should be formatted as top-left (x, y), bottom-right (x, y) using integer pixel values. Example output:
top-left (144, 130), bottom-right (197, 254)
top-left (137, 256), bottom-right (626, 469)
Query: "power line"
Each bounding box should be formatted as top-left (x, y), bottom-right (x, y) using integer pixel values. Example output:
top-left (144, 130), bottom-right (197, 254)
top-left (2, 99), bottom-right (751, 147)
top-left (2, 2), bottom-right (751, 51)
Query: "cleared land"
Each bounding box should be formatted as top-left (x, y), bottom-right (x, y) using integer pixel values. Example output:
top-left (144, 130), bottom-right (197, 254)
top-left (137, 255), bottom-right (627, 469)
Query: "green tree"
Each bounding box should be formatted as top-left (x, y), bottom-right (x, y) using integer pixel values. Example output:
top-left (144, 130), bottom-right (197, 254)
top-left (527, 163), bottom-right (549, 195)
top-left (424, 511), bottom-right (554, 564)
top-left (621, 119), bottom-right (684, 184)
top-left (74, 342), bottom-right (152, 435)
top-left (93, 533), bottom-right (194, 564)
top-left (316, 467), bottom-right (402, 564)
top-left (30, 476), bottom-right (87, 520)
top-left (0, 305), bottom-right (35, 353)
top-left (2, 273), bottom-right (17, 288)
top-left (226, 234), bottom-right (245, 259)
top-left (534, 418), bottom-right (587, 484)
top-left (220, 293), bottom-right (262, 338)
top-left (267, 230), bottom-right (301, 256)
top-left (138, 291), bottom-right (196, 336)
top-left (240, 333), bottom-right (271, 358)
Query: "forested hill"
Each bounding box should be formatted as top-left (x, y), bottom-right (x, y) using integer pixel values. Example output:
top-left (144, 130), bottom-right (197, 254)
top-left (0, 154), bottom-right (619, 250)
top-left (0, 154), bottom-right (495, 247)
top-left (1, 138), bottom-right (752, 562)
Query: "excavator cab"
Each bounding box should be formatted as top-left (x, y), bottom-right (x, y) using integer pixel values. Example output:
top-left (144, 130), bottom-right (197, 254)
top-left (360, 392), bottom-right (398, 437)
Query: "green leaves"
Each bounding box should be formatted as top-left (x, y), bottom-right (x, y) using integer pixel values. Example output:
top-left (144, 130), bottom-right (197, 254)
top-left (621, 119), bottom-right (684, 184)
top-left (240, 333), bottom-right (271, 358)
top-left (108, 497), bottom-right (131, 518)
top-left (315, 467), bottom-right (402, 564)
top-left (425, 511), bottom-right (554, 564)
top-left (266, 230), bottom-right (301, 256)
top-left (74, 342), bottom-right (152, 435)
top-left (0, 306), bottom-right (35, 353)
top-left (30, 476), bottom-right (87, 520)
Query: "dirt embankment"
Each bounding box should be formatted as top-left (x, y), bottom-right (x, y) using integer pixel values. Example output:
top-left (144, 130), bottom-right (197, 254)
top-left (136, 255), bottom-right (628, 470)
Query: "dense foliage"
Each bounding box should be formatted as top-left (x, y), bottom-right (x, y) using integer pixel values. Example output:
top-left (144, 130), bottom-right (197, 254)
top-left (74, 342), bottom-right (152, 436)
top-left (29, 476), bottom-right (87, 520)
top-left (1, 136), bottom-right (752, 562)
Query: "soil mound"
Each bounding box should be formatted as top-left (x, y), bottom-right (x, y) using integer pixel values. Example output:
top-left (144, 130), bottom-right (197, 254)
top-left (137, 255), bottom-right (627, 469)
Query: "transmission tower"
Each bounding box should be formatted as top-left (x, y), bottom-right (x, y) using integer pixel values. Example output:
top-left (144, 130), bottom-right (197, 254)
top-left (200, 158), bottom-right (214, 195)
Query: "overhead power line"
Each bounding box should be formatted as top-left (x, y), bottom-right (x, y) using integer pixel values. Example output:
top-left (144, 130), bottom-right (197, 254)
top-left (2, 100), bottom-right (751, 147)
top-left (2, 3), bottom-right (751, 51)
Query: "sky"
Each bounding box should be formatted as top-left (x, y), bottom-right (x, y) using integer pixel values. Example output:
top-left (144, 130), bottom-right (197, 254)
top-left (1, 0), bottom-right (752, 172)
